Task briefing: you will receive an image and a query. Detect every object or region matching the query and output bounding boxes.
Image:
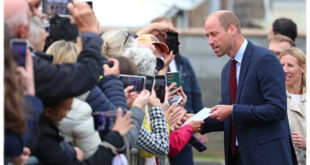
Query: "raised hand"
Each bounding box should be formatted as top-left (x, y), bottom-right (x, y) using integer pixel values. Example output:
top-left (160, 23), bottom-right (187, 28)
top-left (176, 87), bottom-right (187, 107)
top-left (160, 87), bottom-right (170, 111)
top-left (112, 108), bottom-right (135, 136)
top-left (149, 88), bottom-right (160, 107)
top-left (67, 0), bottom-right (99, 34)
top-left (124, 85), bottom-right (135, 105)
top-left (132, 89), bottom-right (150, 109)
top-left (16, 50), bottom-right (35, 96)
top-left (136, 22), bottom-right (178, 39)
top-left (103, 58), bottom-right (120, 76)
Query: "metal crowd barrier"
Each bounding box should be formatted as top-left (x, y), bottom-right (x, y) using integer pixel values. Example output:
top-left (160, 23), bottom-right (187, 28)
top-left (130, 148), bottom-right (166, 165)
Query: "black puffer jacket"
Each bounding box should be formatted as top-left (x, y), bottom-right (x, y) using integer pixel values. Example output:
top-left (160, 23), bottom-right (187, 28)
top-left (34, 32), bottom-right (103, 105)
top-left (86, 75), bottom-right (128, 112)
top-left (33, 115), bottom-right (86, 165)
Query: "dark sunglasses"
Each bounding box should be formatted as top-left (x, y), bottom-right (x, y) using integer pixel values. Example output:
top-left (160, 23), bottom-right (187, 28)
top-left (123, 32), bottom-right (131, 47)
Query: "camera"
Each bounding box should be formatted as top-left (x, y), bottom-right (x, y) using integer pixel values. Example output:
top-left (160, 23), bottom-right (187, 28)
top-left (102, 60), bottom-right (114, 68)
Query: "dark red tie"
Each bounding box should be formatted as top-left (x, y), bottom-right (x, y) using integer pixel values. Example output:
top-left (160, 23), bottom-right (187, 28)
top-left (229, 59), bottom-right (237, 154)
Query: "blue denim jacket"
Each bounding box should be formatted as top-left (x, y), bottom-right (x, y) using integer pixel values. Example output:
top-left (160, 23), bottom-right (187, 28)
top-left (175, 55), bottom-right (204, 114)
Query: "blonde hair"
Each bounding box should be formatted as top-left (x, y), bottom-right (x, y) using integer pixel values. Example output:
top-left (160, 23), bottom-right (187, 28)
top-left (270, 35), bottom-right (295, 47)
top-left (46, 40), bottom-right (81, 64)
top-left (279, 47), bottom-right (306, 93)
top-left (101, 30), bottom-right (139, 58)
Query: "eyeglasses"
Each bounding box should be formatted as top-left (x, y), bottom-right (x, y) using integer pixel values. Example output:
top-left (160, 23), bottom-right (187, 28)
top-left (123, 32), bottom-right (131, 47)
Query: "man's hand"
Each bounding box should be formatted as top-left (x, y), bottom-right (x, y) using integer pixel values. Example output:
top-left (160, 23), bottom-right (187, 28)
top-left (209, 105), bottom-right (233, 121)
top-left (292, 132), bottom-right (306, 149)
top-left (67, 0), bottom-right (99, 34)
top-left (103, 58), bottom-right (120, 76)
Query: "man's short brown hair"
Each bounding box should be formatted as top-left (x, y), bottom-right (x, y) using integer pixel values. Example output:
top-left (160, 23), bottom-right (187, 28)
top-left (218, 11), bottom-right (241, 32)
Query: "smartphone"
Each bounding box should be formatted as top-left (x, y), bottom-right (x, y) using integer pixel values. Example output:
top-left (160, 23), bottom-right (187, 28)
top-left (92, 110), bottom-right (117, 138)
top-left (42, 0), bottom-right (72, 16)
top-left (155, 58), bottom-right (164, 72)
top-left (154, 75), bottom-right (166, 103)
top-left (189, 135), bottom-right (207, 152)
top-left (102, 60), bottom-right (114, 68)
top-left (166, 32), bottom-right (179, 55)
top-left (10, 39), bottom-right (28, 67)
top-left (168, 95), bottom-right (183, 105)
top-left (144, 75), bottom-right (155, 93)
top-left (167, 71), bottom-right (180, 88)
top-left (86, 1), bottom-right (93, 9)
top-left (119, 74), bottom-right (145, 92)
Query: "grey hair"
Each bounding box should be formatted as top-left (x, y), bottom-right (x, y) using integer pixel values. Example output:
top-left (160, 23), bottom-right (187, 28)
top-left (101, 30), bottom-right (139, 58)
top-left (29, 16), bottom-right (43, 49)
top-left (123, 47), bottom-right (156, 75)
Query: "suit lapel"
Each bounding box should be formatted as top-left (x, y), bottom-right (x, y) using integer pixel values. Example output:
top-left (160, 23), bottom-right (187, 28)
top-left (236, 41), bottom-right (253, 103)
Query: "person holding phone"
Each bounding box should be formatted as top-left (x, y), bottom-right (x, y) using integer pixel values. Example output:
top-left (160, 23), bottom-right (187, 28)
top-left (5, 0), bottom-right (104, 107)
top-left (4, 23), bottom-right (44, 165)
top-left (150, 17), bottom-right (205, 165)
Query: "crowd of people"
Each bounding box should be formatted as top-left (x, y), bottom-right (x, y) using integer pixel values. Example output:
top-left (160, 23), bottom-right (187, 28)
top-left (4, 0), bottom-right (306, 165)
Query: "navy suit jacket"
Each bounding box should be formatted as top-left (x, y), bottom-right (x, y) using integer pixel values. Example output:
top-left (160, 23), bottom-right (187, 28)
top-left (200, 41), bottom-right (297, 165)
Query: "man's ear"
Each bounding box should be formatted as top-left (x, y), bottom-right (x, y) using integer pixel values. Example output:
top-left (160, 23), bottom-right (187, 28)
top-left (227, 25), bottom-right (237, 37)
top-left (16, 24), bottom-right (27, 39)
top-left (44, 107), bottom-right (52, 117)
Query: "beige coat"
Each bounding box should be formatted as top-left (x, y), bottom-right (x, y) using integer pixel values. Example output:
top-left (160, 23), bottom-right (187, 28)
top-left (287, 91), bottom-right (306, 165)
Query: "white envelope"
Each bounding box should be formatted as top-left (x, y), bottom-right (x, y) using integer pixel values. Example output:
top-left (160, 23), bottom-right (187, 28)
top-left (182, 108), bottom-right (211, 126)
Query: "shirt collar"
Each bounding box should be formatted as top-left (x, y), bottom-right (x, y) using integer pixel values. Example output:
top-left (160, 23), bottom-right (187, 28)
top-left (234, 39), bottom-right (248, 63)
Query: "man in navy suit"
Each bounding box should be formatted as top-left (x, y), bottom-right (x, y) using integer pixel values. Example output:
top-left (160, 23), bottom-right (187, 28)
top-left (200, 10), bottom-right (297, 165)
